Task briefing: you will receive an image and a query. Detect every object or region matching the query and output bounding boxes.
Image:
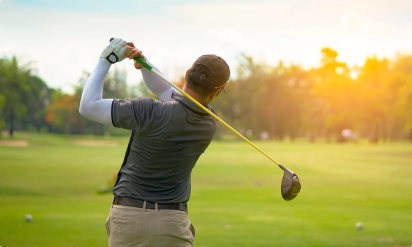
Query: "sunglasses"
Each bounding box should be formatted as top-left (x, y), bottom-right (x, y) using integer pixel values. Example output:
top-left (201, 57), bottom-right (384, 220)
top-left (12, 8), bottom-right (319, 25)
top-left (213, 76), bottom-right (230, 93)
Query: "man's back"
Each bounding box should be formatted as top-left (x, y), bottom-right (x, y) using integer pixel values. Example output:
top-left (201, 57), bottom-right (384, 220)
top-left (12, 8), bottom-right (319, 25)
top-left (79, 39), bottom-right (230, 247)
top-left (112, 91), bottom-right (218, 203)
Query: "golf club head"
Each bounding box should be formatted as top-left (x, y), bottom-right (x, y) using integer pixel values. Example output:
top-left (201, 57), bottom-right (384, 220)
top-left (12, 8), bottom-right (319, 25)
top-left (279, 164), bottom-right (301, 201)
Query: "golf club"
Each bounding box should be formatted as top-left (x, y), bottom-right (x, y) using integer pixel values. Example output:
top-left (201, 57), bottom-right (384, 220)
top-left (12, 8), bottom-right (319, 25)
top-left (110, 38), bottom-right (301, 201)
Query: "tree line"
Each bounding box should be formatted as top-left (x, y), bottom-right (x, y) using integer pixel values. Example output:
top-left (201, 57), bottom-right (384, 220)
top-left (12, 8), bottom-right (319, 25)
top-left (1, 48), bottom-right (411, 141)
top-left (212, 48), bottom-right (412, 142)
top-left (0, 56), bottom-right (148, 137)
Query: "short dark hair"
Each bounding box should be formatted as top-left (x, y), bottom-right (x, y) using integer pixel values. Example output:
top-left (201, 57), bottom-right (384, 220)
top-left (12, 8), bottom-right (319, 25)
top-left (186, 55), bottom-right (230, 98)
top-left (186, 65), bottom-right (217, 98)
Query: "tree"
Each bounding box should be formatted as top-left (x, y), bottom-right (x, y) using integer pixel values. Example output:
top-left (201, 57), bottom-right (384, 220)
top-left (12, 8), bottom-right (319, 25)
top-left (0, 94), bottom-right (5, 135)
top-left (356, 56), bottom-right (392, 141)
top-left (0, 56), bottom-right (31, 136)
top-left (390, 54), bottom-right (412, 140)
top-left (212, 54), bottom-right (308, 140)
top-left (23, 75), bottom-right (49, 132)
top-left (311, 48), bottom-right (355, 140)
top-left (45, 89), bottom-right (86, 134)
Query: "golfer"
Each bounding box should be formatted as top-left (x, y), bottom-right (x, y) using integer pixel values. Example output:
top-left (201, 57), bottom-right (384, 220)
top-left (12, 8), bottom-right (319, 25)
top-left (79, 38), bottom-right (230, 247)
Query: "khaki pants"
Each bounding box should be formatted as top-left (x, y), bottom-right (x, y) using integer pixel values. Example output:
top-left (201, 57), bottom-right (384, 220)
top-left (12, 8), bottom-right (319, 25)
top-left (105, 203), bottom-right (195, 247)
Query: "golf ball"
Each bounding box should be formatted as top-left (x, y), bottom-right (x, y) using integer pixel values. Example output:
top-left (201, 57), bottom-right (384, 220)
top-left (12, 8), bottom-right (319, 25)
top-left (355, 222), bottom-right (363, 230)
top-left (25, 214), bottom-right (33, 223)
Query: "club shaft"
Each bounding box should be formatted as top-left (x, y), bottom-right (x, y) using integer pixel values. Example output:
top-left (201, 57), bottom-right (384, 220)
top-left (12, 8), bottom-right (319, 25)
top-left (136, 57), bottom-right (281, 167)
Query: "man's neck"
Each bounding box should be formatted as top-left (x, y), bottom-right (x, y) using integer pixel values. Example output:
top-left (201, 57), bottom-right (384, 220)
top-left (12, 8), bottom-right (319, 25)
top-left (182, 87), bottom-right (208, 106)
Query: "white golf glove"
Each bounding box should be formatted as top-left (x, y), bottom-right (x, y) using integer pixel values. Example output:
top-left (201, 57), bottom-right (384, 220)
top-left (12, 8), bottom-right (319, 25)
top-left (100, 38), bottom-right (130, 65)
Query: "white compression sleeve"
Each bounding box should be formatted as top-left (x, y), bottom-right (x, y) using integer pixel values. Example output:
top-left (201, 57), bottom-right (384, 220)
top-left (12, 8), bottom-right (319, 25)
top-left (79, 58), bottom-right (114, 125)
top-left (141, 57), bottom-right (174, 101)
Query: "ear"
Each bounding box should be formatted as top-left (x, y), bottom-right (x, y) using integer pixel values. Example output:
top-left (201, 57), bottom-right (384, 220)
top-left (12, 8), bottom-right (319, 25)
top-left (209, 88), bottom-right (222, 102)
top-left (185, 69), bottom-right (189, 81)
top-left (216, 89), bottom-right (222, 97)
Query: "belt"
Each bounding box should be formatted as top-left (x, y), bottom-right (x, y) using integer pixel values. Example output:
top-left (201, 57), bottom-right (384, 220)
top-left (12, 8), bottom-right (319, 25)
top-left (112, 196), bottom-right (188, 213)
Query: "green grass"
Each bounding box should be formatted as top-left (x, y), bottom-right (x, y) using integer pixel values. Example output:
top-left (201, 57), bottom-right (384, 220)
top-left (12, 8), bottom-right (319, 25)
top-left (0, 132), bottom-right (411, 247)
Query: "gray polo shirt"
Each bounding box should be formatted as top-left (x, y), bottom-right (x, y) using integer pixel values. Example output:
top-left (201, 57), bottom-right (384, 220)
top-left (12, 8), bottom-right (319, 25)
top-left (111, 91), bottom-right (218, 203)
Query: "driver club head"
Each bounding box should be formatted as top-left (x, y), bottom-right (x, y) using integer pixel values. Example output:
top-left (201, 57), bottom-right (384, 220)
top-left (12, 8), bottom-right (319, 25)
top-left (279, 164), bottom-right (301, 201)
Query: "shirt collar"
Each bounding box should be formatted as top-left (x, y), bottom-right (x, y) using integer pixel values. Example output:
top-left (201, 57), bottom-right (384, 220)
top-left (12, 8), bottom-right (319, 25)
top-left (171, 90), bottom-right (217, 117)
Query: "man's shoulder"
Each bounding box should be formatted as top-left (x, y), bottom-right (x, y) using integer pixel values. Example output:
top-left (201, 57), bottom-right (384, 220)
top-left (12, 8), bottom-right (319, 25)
top-left (127, 97), bottom-right (216, 118)
top-left (112, 97), bottom-right (179, 117)
top-left (128, 97), bottom-right (179, 106)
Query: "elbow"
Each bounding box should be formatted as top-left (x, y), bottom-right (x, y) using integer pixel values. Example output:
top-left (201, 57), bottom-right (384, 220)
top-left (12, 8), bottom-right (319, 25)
top-left (79, 105), bottom-right (85, 116)
top-left (79, 105), bottom-right (86, 116)
top-left (79, 101), bottom-right (90, 117)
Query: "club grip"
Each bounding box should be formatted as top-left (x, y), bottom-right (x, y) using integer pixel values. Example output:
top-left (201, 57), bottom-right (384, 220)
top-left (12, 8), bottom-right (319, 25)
top-left (108, 38), bottom-right (152, 71)
top-left (134, 57), bottom-right (153, 71)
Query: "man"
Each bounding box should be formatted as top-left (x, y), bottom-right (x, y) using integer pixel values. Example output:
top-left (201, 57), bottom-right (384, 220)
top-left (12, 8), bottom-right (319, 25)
top-left (79, 38), bottom-right (230, 247)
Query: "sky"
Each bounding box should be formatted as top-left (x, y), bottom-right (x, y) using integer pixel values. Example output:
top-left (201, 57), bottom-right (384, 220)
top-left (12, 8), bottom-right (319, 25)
top-left (1, 0), bottom-right (412, 93)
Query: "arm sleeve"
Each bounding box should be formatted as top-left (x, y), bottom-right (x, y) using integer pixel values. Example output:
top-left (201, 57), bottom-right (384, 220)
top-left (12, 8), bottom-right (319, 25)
top-left (111, 97), bottom-right (156, 134)
top-left (79, 58), bottom-right (114, 125)
top-left (140, 57), bottom-right (174, 101)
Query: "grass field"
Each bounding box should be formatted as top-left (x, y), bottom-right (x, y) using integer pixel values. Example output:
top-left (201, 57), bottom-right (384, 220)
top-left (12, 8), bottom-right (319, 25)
top-left (0, 132), bottom-right (411, 247)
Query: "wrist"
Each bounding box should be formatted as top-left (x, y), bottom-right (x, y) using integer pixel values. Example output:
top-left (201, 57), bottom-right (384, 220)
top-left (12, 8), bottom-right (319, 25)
top-left (99, 58), bottom-right (112, 68)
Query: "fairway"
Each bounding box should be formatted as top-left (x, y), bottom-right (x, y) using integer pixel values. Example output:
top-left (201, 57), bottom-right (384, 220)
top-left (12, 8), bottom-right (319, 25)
top-left (0, 132), bottom-right (411, 247)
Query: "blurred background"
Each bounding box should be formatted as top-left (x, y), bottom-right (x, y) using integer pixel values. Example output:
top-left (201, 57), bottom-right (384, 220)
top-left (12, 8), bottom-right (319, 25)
top-left (1, 0), bottom-right (412, 247)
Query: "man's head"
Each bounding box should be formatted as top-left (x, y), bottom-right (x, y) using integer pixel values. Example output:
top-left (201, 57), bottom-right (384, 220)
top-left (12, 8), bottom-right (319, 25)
top-left (184, 55), bottom-right (230, 105)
